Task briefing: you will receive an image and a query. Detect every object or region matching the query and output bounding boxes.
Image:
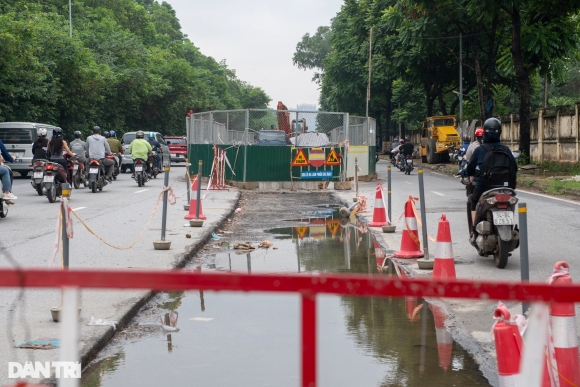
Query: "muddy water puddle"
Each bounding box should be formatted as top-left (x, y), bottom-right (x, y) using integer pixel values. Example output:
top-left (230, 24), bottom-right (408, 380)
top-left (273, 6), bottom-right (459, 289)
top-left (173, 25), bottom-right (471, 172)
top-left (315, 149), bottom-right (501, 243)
top-left (82, 194), bottom-right (489, 387)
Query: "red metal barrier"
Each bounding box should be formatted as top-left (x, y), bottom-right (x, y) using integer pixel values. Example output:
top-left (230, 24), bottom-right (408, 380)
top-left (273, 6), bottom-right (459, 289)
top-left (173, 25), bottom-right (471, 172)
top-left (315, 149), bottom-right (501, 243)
top-left (2, 268), bottom-right (580, 387)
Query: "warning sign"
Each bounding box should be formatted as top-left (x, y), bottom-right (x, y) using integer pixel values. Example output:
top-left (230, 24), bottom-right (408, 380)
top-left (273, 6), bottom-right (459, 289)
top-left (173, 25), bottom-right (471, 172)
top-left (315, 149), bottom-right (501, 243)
top-left (309, 148), bottom-right (326, 167)
top-left (292, 149), bottom-right (309, 166)
top-left (295, 226), bottom-right (308, 239)
top-left (325, 149), bottom-right (341, 166)
top-left (326, 219), bottom-right (341, 237)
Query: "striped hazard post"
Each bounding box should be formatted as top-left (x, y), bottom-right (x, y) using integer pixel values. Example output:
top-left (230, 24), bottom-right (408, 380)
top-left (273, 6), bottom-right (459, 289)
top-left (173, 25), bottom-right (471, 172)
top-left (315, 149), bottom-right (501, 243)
top-left (548, 261), bottom-right (580, 386)
top-left (493, 305), bottom-right (523, 385)
top-left (432, 214), bottom-right (456, 280)
top-left (394, 198), bottom-right (424, 258)
top-left (368, 183), bottom-right (389, 227)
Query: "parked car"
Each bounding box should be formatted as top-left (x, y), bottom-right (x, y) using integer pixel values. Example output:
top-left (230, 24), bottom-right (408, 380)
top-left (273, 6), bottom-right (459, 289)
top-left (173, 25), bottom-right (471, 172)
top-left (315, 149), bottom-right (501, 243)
top-left (255, 130), bottom-right (291, 146)
top-left (0, 122), bottom-right (56, 177)
top-left (120, 132), bottom-right (170, 173)
top-left (164, 135), bottom-right (187, 162)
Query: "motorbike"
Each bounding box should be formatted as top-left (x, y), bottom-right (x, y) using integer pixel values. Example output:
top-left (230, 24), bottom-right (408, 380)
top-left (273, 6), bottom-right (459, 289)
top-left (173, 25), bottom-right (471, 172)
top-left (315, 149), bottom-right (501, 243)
top-left (148, 152), bottom-right (159, 179)
top-left (87, 158), bottom-right (107, 193)
top-left (30, 159), bottom-right (48, 195)
top-left (466, 150), bottom-right (522, 269)
top-left (133, 158), bottom-right (150, 187)
top-left (43, 161), bottom-right (65, 203)
top-left (106, 154), bottom-right (119, 180)
top-left (0, 166), bottom-right (13, 218)
top-left (70, 156), bottom-right (87, 189)
top-left (404, 155), bottom-right (414, 175)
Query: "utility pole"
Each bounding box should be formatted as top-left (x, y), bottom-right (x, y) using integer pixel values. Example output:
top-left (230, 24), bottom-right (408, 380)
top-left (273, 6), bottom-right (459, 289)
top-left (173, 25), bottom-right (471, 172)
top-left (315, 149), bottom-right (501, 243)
top-left (366, 27), bottom-right (373, 118)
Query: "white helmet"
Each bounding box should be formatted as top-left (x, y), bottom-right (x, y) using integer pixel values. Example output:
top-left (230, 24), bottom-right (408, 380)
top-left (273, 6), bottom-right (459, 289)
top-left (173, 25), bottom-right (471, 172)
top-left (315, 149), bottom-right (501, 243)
top-left (37, 128), bottom-right (47, 137)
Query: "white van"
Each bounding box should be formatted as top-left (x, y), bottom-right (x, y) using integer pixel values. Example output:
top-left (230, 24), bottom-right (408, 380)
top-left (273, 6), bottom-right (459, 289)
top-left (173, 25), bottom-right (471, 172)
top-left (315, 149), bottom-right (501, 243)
top-left (0, 122), bottom-right (56, 177)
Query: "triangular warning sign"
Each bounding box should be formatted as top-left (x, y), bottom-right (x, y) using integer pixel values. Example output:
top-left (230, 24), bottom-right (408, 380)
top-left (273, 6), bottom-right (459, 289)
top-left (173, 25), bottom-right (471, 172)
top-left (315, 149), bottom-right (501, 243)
top-left (325, 148), bottom-right (340, 166)
top-left (295, 226), bottom-right (308, 239)
top-left (326, 219), bottom-right (340, 237)
top-left (292, 149), bottom-right (309, 166)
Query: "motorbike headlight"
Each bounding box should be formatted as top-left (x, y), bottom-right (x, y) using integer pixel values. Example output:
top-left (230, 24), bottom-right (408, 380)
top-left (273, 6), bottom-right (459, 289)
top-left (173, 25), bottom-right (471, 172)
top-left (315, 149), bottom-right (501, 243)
top-left (485, 197), bottom-right (496, 205)
top-left (508, 196), bottom-right (518, 205)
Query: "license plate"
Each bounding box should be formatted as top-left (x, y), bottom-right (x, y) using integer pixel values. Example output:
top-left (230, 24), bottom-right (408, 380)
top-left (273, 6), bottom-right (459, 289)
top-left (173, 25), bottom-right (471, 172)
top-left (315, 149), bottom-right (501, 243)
top-left (73, 165), bottom-right (78, 170)
top-left (44, 175), bottom-right (54, 183)
top-left (34, 172), bottom-right (43, 178)
top-left (493, 211), bottom-right (513, 225)
top-left (89, 168), bottom-right (99, 174)
top-left (135, 166), bottom-right (143, 172)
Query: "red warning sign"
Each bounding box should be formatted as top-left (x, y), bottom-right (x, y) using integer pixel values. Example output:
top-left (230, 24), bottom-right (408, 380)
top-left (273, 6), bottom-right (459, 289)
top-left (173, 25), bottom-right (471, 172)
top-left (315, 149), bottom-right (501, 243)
top-left (325, 148), bottom-right (341, 166)
top-left (292, 149), bottom-right (309, 166)
top-left (295, 226), bottom-right (308, 239)
top-left (309, 148), bottom-right (326, 167)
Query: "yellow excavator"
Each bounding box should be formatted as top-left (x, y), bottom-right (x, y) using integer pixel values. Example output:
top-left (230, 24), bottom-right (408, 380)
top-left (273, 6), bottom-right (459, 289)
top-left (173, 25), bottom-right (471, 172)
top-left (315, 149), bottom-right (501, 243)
top-left (420, 116), bottom-right (461, 163)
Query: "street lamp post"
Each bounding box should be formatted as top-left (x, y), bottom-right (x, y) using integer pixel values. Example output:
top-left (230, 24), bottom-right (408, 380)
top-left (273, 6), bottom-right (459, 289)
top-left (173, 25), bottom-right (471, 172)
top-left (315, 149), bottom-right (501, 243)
top-left (165, 37), bottom-right (190, 57)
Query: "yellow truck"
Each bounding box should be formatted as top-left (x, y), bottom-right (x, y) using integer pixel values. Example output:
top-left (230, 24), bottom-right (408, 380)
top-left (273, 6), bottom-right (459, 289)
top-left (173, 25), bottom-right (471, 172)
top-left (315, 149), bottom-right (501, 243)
top-left (420, 116), bottom-right (461, 163)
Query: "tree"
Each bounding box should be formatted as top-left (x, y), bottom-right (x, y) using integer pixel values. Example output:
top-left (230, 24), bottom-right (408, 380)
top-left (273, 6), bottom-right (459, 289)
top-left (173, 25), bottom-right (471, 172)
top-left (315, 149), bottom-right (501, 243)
top-left (293, 26), bottom-right (333, 84)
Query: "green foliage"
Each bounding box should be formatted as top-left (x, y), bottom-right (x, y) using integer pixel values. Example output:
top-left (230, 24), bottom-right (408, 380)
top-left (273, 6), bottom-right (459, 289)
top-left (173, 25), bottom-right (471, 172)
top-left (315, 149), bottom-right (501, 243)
top-left (0, 0), bottom-right (271, 138)
top-left (293, 26), bottom-right (332, 84)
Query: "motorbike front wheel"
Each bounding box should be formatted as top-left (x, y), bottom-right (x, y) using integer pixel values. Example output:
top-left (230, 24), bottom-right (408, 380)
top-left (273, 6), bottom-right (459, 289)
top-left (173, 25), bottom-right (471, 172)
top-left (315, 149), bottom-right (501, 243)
top-left (494, 239), bottom-right (510, 269)
top-left (46, 184), bottom-right (56, 203)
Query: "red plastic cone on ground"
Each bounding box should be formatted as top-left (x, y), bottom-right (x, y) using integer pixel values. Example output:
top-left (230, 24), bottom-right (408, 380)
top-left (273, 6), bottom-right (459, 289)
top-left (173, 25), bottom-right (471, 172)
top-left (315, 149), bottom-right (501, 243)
top-left (394, 199), bottom-right (424, 258)
top-left (549, 261), bottom-right (580, 386)
top-left (430, 304), bottom-right (452, 372)
top-left (185, 177), bottom-right (206, 220)
top-left (432, 214), bottom-right (456, 280)
top-left (368, 183), bottom-right (388, 227)
top-left (493, 305), bottom-right (523, 385)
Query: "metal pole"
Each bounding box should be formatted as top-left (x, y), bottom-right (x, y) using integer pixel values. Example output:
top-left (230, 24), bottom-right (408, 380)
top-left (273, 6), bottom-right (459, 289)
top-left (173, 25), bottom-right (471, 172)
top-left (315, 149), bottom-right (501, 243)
top-left (196, 160), bottom-right (202, 219)
top-left (161, 166), bottom-right (170, 241)
top-left (366, 27), bottom-right (372, 118)
top-left (519, 203), bottom-right (530, 314)
top-left (418, 169), bottom-right (429, 258)
top-left (185, 158), bottom-right (190, 203)
top-left (344, 113), bottom-right (349, 181)
top-left (387, 166), bottom-right (392, 223)
top-left (61, 183), bottom-right (71, 268)
top-left (354, 157), bottom-right (359, 199)
top-left (243, 109), bottom-right (249, 182)
top-left (68, 0), bottom-right (72, 38)
top-left (459, 33), bottom-right (463, 140)
top-left (58, 287), bottom-right (79, 387)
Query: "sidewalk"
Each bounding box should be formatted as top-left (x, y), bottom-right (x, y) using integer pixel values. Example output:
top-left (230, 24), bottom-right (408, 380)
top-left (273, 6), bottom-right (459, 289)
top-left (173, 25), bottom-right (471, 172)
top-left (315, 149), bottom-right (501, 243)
top-left (0, 173), bottom-right (239, 386)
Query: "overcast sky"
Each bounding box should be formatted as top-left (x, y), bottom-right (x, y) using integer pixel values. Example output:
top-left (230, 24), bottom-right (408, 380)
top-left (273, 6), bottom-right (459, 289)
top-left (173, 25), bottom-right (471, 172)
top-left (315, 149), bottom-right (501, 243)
top-left (168, 0), bottom-right (344, 110)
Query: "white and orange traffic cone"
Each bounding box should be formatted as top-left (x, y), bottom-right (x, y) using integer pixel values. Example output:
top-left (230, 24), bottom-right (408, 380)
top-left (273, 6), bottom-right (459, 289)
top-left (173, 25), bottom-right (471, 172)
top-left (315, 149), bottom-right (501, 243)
top-left (185, 177), bottom-right (206, 220)
top-left (493, 305), bottom-right (523, 385)
top-left (368, 183), bottom-right (389, 227)
top-left (430, 304), bottom-right (452, 372)
top-left (394, 198), bottom-right (424, 258)
top-left (548, 261), bottom-right (580, 386)
top-left (432, 214), bottom-right (456, 280)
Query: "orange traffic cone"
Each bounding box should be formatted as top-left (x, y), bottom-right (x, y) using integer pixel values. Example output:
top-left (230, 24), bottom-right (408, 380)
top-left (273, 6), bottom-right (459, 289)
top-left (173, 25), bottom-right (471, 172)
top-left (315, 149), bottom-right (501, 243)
top-left (185, 177), bottom-right (206, 220)
top-left (432, 214), bottom-right (456, 280)
top-left (394, 198), bottom-right (424, 258)
top-left (548, 261), bottom-right (580, 386)
top-left (368, 183), bottom-right (389, 227)
top-left (430, 304), bottom-right (452, 372)
top-left (493, 305), bottom-right (523, 385)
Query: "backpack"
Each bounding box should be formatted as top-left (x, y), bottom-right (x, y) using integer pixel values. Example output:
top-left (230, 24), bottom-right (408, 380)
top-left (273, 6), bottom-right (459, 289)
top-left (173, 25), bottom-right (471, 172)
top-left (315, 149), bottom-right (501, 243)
top-left (480, 143), bottom-right (517, 190)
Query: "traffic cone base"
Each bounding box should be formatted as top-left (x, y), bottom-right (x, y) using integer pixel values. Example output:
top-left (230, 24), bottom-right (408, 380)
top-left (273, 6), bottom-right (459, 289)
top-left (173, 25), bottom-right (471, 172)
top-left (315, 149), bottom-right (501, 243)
top-left (368, 183), bottom-right (388, 227)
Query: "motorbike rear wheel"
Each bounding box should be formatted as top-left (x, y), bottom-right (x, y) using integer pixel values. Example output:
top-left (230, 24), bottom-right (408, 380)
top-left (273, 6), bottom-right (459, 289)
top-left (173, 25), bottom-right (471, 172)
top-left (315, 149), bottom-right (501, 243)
top-left (46, 184), bottom-right (56, 203)
top-left (494, 239), bottom-right (510, 269)
top-left (91, 181), bottom-right (97, 193)
top-left (138, 174), bottom-right (143, 187)
top-left (36, 183), bottom-right (43, 196)
top-left (73, 172), bottom-right (81, 189)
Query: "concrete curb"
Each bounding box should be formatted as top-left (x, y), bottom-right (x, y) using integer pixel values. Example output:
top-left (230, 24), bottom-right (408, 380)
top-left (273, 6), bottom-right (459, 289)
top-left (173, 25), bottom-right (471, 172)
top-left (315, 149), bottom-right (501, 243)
top-left (41, 191), bottom-right (241, 386)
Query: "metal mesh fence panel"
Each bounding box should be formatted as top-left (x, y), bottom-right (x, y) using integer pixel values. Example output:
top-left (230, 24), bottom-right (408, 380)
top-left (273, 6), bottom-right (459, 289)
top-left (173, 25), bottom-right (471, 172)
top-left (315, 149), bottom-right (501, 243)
top-left (348, 116), bottom-right (376, 146)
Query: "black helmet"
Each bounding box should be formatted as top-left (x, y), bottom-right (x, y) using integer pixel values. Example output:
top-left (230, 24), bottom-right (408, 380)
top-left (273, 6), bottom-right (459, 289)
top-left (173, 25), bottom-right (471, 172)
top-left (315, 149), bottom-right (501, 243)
top-left (104, 131), bottom-right (110, 138)
top-left (53, 127), bottom-right (63, 138)
top-left (464, 135), bottom-right (471, 142)
top-left (93, 126), bottom-right (101, 133)
top-left (136, 130), bottom-right (145, 139)
top-left (74, 131), bottom-right (81, 138)
top-left (483, 118), bottom-right (502, 142)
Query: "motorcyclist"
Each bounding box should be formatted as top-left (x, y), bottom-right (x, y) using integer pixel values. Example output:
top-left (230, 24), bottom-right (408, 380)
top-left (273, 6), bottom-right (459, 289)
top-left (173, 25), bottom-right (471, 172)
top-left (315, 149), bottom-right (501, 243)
top-left (130, 131), bottom-right (153, 177)
top-left (69, 131), bottom-right (87, 164)
top-left (32, 128), bottom-right (49, 161)
top-left (147, 133), bottom-right (162, 171)
top-left (85, 126), bottom-right (114, 182)
top-left (393, 138), bottom-right (405, 165)
top-left (465, 128), bottom-right (483, 162)
top-left (0, 138), bottom-right (16, 203)
top-left (106, 130), bottom-right (123, 170)
top-left (47, 127), bottom-right (74, 182)
top-left (463, 118), bottom-right (517, 229)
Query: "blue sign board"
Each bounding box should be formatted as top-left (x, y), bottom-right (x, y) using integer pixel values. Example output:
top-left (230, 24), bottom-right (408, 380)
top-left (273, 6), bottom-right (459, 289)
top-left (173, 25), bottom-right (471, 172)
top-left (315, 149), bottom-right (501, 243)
top-left (301, 170), bottom-right (333, 179)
